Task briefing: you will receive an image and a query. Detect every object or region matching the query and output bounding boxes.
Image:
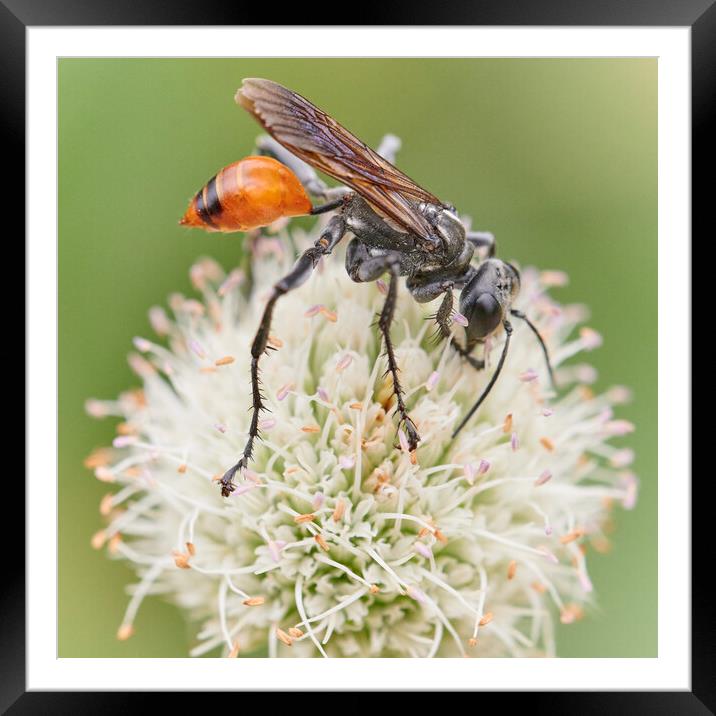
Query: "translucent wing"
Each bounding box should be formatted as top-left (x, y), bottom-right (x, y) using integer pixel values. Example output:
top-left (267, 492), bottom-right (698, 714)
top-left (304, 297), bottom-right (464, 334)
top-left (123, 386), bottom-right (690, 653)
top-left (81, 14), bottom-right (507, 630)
top-left (236, 78), bottom-right (442, 241)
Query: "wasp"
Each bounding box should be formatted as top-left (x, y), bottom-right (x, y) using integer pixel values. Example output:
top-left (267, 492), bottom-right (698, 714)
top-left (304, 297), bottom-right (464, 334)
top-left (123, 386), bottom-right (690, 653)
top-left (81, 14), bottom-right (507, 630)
top-left (181, 78), bottom-right (555, 497)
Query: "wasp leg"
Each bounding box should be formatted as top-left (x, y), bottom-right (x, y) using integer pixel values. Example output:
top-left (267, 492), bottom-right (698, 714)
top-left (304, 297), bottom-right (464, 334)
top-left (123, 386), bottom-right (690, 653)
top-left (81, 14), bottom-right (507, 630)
top-left (379, 271), bottom-right (421, 452)
top-left (452, 320), bottom-right (513, 439)
top-left (434, 290), bottom-right (486, 370)
top-left (510, 308), bottom-right (556, 391)
top-left (407, 277), bottom-right (485, 371)
top-left (219, 215), bottom-right (347, 497)
top-left (466, 231), bottom-right (496, 258)
top-left (345, 243), bottom-right (420, 451)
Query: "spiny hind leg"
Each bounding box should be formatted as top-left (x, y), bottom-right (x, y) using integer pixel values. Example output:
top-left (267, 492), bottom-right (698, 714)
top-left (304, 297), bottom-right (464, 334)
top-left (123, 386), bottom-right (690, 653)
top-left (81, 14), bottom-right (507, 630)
top-left (345, 243), bottom-right (420, 451)
top-left (219, 215), bottom-right (347, 496)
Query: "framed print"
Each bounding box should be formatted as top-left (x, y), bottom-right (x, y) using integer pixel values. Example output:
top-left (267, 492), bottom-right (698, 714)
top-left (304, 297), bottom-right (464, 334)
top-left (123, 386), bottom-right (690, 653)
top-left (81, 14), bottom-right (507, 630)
top-left (10, 0), bottom-right (707, 710)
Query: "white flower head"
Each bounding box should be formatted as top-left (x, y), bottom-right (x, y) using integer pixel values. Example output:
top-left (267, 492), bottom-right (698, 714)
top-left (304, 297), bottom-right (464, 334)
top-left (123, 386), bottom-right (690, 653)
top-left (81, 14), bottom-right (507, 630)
top-left (87, 216), bottom-right (637, 658)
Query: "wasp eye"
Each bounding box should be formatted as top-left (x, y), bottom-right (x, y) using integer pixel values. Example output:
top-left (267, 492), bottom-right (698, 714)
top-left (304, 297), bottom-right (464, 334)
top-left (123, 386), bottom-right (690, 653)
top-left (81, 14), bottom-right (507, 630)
top-left (461, 292), bottom-right (501, 342)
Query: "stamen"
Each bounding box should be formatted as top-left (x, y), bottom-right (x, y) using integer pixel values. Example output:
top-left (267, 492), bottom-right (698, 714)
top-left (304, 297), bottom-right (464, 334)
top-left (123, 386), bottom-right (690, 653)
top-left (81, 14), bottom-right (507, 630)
top-left (215, 356), bottom-right (235, 366)
top-left (232, 483), bottom-right (256, 497)
top-left (559, 529), bottom-right (584, 545)
top-left (519, 369), bottom-right (539, 382)
top-left (183, 299), bottom-right (205, 316)
top-left (314, 534), bottom-right (330, 552)
top-left (116, 624), bottom-right (134, 641)
top-left (288, 627), bottom-right (304, 638)
top-left (507, 560), bottom-right (517, 580)
top-left (620, 472), bottom-right (638, 509)
top-left (189, 340), bottom-right (207, 359)
top-left (453, 312), bottom-right (469, 327)
top-left (84, 447), bottom-right (111, 469)
top-left (214, 423), bottom-right (227, 434)
top-left (478, 459), bottom-right (491, 475)
top-left (540, 270), bottom-right (569, 287)
top-left (113, 435), bottom-right (137, 449)
top-left (95, 467), bottom-right (115, 483)
top-left (542, 408), bottom-right (554, 417)
top-left (301, 424), bottom-right (321, 433)
top-left (276, 383), bottom-right (294, 401)
top-left (108, 533), bottom-right (122, 555)
top-left (319, 306), bottom-right (337, 322)
top-left (610, 448), bottom-right (635, 468)
top-left (406, 585), bottom-right (428, 603)
top-left (339, 455), bottom-right (355, 469)
top-left (276, 628), bottom-right (293, 646)
top-left (228, 640), bottom-right (240, 658)
top-left (604, 420), bottom-right (635, 436)
top-left (511, 432), bottom-right (519, 451)
top-left (173, 550), bottom-right (191, 569)
top-left (85, 399), bottom-right (109, 419)
top-left (398, 429), bottom-right (410, 453)
top-left (304, 304), bottom-right (323, 317)
top-left (259, 418), bottom-right (276, 431)
top-left (148, 306), bottom-right (171, 335)
top-left (426, 371), bottom-right (440, 391)
top-left (336, 354), bottom-right (353, 372)
top-left (294, 513), bottom-right (316, 524)
top-left (607, 385), bottom-right (633, 404)
top-left (317, 386), bottom-right (330, 402)
top-left (414, 542), bottom-right (432, 559)
top-left (267, 540), bottom-right (286, 563)
top-left (243, 596), bottom-right (265, 607)
top-left (464, 463), bottom-right (477, 485)
top-left (332, 499), bottom-right (346, 522)
top-left (376, 279), bottom-right (388, 295)
top-left (91, 529), bottom-right (107, 550)
top-left (99, 494), bottom-right (114, 517)
top-left (479, 612), bottom-right (493, 626)
top-left (503, 414), bottom-right (513, 433)
top-left (579, 327), bottom-right (603, 350)
top-left (539, 437), bottom-right (555, 452)
top-left (189, 263), bottom-right (206, 290)
top-left (535, 469), bottom-right (552, 486)
top-left (218, 269), bottom-right (243, 297)
top-left (132, 336), bottom-right (152, 353)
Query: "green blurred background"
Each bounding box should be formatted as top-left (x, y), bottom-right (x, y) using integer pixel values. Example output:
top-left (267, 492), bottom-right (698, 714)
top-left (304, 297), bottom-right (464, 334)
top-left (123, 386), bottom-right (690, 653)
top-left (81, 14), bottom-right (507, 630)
top-left (59, 58), bottom-right (657, 657)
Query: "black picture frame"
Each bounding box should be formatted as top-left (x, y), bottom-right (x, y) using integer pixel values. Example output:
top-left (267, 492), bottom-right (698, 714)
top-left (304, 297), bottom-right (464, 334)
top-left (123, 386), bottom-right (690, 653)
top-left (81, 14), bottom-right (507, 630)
top-left (8, 0), bottom-right (706, 711)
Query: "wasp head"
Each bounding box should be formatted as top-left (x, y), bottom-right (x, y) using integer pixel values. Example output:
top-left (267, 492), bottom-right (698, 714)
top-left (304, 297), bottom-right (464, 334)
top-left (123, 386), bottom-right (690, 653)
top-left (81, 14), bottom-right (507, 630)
top-left (459, 259), bottom-right (520, 344)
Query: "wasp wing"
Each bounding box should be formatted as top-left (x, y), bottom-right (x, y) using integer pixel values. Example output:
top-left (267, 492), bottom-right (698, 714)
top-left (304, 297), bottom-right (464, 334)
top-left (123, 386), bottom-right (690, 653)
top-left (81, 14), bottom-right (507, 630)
top-left (236, 78), bottom-right (441, 242)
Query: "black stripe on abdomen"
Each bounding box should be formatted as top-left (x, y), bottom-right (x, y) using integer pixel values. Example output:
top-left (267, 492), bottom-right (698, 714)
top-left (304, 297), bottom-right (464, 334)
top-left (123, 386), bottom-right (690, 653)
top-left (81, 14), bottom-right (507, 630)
top-left (205, 174), bottom-right (222, 221)
top-left (195, 174), bottom-right (221, 228)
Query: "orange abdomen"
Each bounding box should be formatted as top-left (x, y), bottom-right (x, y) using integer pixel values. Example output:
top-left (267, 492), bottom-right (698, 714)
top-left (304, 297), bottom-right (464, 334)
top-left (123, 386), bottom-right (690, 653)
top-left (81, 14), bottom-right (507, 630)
top-left (180, 155), bottom-right (312, 232)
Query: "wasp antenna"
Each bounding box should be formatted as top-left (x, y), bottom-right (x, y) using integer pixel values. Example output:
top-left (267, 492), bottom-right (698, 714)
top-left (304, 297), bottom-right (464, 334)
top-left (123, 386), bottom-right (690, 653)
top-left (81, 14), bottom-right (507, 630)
top-left (510, 309), bottom-right (556, 392)
top-left (452, 321), bottom-right (513, 439)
